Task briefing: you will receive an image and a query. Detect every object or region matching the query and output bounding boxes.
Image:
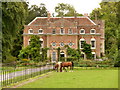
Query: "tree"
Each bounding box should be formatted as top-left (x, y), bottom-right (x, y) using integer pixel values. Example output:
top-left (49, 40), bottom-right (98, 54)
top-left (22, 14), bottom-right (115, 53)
top-left (90, 2), bottom-right (119, 61)
top-left (26, 3), bottom-right (48, 24)
top-left (55, 3), bottom-right (82, 17)
top-left (18, 35), bottom-right (41, 62)
top-left (82, 41), bottom-right (92, 59)
top-left (65, 45), bottom-right (81, 61)
top-left (2, 2), bottom-right (28, 63)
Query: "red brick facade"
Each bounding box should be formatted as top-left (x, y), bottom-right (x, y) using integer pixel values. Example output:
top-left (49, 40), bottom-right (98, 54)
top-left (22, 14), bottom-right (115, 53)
top-left (23, 15), bottom-right (105, 62)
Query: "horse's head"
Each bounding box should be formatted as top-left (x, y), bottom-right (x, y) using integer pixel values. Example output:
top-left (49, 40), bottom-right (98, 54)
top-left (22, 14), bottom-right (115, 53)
top-left (53, 64), bottom-right (58, 70)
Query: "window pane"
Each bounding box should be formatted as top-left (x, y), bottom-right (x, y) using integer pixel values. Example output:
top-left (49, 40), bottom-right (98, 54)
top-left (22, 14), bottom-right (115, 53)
top-left (91, 41), bottom-right (95, 47)
top-left (60, 42), bottom-right (64, 46)
top-left (69, 29), bottom-right (72, 34)
top-left (69, 42), bottom-right (73, 46)
top-left (60, 28), bottom-right (64, 34)
top-left (52, 42), bottom-right (56, 46)
top-left (39, 30), bottom-right (43, 33)
top-left (52, 29), bottom-right (56, 34)
top-left (81, 41), bottom-right (84, 48)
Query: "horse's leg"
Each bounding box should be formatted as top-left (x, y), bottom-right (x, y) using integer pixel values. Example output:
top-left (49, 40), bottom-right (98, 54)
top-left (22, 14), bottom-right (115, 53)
top-left (64, 67), bottom-right (67, 72)
top-left (60, 66), bottom-right (62, 72)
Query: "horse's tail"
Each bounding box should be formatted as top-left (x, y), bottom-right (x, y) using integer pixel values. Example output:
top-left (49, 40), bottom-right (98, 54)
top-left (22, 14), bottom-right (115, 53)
top-left (71, 61), bottom-right (74, 69)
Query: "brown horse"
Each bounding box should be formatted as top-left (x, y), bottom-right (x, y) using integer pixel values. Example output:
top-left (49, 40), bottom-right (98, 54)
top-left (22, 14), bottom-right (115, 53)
top-left (54, 61), bottom-right (74, 72)
top-left (53, 62), bottom-right (62, 72)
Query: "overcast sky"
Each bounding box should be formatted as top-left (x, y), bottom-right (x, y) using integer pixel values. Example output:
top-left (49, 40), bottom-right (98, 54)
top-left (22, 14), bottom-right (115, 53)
top-left (28, 0), bottom-right (102, 15)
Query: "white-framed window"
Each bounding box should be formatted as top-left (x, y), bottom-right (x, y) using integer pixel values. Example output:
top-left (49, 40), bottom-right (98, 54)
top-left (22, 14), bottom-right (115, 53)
top-left (92, 52), bottom-right (96, 59)
top-left (52, 29), bottom-right (56, 34)
top-left (91, 38), bottom-right (96, 49)
top-left (80, 38), bottom-right (85, 49)
top-left (68, 42), bottom-right (73, 46)
top-left (68, 29), bottom-right (72, 34)
top-left (38, 29), bottom-right (43, 34)
top-left (28, 29), bottom-right (33, 34)
top-left (60, 28), bottom-right (64, 34)
top-left (39, 38), bottom-right (43, 48)
top-left (90, 29), bottom-right (96, 34)
top-left (60, 42), bottom-right (64, 46)
top-left (80, 29), bottom-right (85, 34)
top-left (28, 39), bottom-right (31, 45)
top-left (52, 42), bottom-right (56, 46)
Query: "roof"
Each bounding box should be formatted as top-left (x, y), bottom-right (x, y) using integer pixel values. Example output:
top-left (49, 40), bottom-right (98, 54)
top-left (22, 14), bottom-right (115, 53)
top-left (28, 16), bottom-right (97, 26)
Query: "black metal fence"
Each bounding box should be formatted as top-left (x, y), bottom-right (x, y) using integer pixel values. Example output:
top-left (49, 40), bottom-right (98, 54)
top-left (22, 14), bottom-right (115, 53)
top-left (0, 63), bottom-right (54, 87)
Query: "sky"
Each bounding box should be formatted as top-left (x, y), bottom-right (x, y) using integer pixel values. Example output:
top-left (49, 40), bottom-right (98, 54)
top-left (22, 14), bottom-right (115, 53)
top-left (28, 0), bottom-right (102, 15)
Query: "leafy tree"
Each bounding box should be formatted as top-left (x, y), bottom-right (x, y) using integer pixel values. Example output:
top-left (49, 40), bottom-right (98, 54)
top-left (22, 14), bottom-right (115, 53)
top-left (2, 2), bottom-right (28, 63)
top-left (65, 45), bottom-right (81, 61)
top-left (82, 41), bottom-right (92, 59)
top-left (90, 2), bottom-right (119, 61)
top-left (26, 3), bottom-right (48, 24)
top-left (41, 48), bottom-right (49, 62)
top-left (18, 35), bottom-right (41, 62)
top-left (55, 3), bottom-right (82, 17)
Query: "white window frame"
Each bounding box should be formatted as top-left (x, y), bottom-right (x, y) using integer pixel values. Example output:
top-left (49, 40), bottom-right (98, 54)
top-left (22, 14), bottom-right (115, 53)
top-left (91, 38), bottom-right (96, 49)
top-left (92, 52), bottom-right (96, 59)
top-left (90, 29), bottom-right (96, 34)
top-left (39, 38), bottom-right (44, 48)
top-left (28, 29), bottom-right (33, 34)
top-left (68, 42), bottom-right (73, 46)
top-left (80, 29), bottom-right (85, 34)
top-left (68, 29), bottom-right (73, 34)
top-left (80, 38), bottom-right (85, 49)
top-left (52, 42), bottom-right (56, 47)
top-left (38, 29), bottom-right (43, 34)
top-left (60, 42), bottom-right (64, 47)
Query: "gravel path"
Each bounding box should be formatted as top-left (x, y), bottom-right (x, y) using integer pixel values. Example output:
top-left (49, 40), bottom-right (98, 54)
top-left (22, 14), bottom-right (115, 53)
top-left (0, 65), bottom-right (53, 82)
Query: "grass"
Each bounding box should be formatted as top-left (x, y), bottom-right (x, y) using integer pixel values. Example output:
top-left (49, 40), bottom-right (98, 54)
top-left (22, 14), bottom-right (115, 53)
top-left (18, 68), bottom-right (118, 88)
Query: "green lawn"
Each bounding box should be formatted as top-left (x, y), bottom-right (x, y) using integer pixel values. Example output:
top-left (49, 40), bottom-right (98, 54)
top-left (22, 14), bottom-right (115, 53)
top-left (19, 68), bottom-right (118, 88)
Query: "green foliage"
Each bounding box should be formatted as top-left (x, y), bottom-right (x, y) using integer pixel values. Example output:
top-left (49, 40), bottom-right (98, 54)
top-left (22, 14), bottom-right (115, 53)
top-left (2, 2), bottom-right (28, 63)
top-left (55, 3), bottom-right (82, 17)
top-left (26, 3), bottom-right (48, 24)
top-left (82, 41), bottom-right (92, 59)
top-left (74, 60), bottom-right (114, 67)
top-left (66, 45), bottom-right (81, 61)
top-left (90, 2), bottom-right (120, 61)
top-left (18, 35), bottom-right (41, 62)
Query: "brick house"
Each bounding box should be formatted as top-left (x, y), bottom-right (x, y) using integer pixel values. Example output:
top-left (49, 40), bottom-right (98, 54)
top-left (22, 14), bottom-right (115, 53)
top-left (23, 13), bottom-right (105, 62)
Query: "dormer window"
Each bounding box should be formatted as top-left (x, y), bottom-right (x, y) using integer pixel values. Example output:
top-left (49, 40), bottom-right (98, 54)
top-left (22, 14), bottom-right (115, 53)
top-left (38, 29), bottom-right (43, 34)
top-left (60, 28), bottom-right (64, 34)
top-left (90, 29), bottom-right (96, 34)
top-left (80, 29), bottom-right (85, 34)
top-left (68, 29), bottom-right (72, 34)
top-left (28, 29), bottom-right (33, 34)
